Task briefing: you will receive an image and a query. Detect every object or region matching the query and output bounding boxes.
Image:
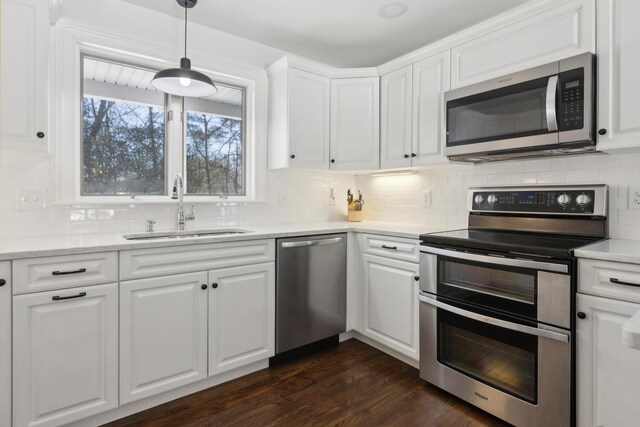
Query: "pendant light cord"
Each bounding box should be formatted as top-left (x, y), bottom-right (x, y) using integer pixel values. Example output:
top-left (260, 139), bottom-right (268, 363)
top-left (184, 4), bottom-right (188, 58)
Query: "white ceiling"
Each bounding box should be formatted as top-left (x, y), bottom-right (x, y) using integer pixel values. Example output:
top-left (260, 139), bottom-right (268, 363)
top-left (124, 0), bottom-right (534, 67)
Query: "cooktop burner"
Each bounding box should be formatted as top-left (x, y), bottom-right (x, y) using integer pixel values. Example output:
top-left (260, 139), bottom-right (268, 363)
top-left (419, 229), bottom-right (603, 260)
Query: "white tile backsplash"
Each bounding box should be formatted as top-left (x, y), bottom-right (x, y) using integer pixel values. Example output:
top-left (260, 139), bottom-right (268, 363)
top-left (356, 152), bottom-right (640, 240)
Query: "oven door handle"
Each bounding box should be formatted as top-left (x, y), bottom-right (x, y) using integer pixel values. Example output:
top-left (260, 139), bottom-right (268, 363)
top-left (419, 246), bottom-right (568, 274)
top-left (418, 294), bottom-right (570, 343)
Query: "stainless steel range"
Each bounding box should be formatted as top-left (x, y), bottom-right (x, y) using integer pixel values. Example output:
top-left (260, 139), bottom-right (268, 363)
top-left (418, 185), bottom-right (608, 427)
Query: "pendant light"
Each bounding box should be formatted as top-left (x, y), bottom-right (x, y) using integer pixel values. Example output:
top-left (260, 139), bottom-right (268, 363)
top-left (152, 0), bottom-right (217, 97)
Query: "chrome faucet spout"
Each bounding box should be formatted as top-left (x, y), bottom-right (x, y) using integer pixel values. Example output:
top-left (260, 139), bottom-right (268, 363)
top-left (171, 173), bottom-right (194, 230)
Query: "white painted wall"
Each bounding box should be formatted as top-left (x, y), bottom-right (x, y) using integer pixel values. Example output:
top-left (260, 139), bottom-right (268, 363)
top-left (357, 153), bottom-right (640, 240)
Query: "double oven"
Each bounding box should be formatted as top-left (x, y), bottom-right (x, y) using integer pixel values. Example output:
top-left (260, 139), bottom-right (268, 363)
top-left (419, 185), bottom-right (607, 427)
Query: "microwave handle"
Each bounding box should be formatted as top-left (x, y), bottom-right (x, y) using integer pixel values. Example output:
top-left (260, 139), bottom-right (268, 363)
top-left (546, 75), bottom-right (559, 132)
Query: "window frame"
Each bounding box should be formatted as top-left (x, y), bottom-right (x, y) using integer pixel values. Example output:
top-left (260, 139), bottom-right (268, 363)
top-left (53, 24), bottom-right (266, 205)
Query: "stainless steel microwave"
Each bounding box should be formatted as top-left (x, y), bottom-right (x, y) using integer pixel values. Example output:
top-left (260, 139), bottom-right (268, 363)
top-left (444, 53), bottom-right (595, 162)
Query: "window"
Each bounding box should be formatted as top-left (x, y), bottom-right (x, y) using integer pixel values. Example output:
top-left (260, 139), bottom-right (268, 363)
top-left (81, 56), bottom-right (246, 198)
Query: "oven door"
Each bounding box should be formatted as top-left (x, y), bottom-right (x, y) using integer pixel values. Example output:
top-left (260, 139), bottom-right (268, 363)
top-left (419, 293), bottom-right (571, 427)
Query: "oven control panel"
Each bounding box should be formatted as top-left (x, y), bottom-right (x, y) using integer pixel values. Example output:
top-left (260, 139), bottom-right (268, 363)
top-left (469, 185), bottom-right (607, 216)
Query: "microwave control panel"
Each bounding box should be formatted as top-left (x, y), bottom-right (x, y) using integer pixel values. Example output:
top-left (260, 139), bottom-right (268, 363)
top-left (557, 68), bottom-right (585, 131)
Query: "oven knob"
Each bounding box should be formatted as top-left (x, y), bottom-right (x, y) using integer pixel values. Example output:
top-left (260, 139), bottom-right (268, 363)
top-left (557, 193), bottom-right (571, 206)
top-left (474, 194), bottom-right (485, 205)
top-left (576, 194), bottom-right (591, 206)
top-left (487, 194), bottom-right (498, 205)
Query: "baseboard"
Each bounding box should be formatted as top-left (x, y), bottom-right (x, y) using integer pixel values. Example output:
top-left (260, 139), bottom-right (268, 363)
top-left (352, 331), bottom-right (420, 369)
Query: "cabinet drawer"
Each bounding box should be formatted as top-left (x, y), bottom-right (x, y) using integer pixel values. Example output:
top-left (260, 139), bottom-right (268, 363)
top-left (579, 259), bottom-right (640, 303)
top-left (120, 239), bottom-right (275, 280)
top-left (362, 234), bottom-right (419, 263)
top-left (13, 252), bottom-right (118, 295)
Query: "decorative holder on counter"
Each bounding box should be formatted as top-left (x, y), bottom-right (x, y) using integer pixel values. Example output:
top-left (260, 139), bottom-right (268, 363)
top-left (347, 189), bottom-right (364, 222)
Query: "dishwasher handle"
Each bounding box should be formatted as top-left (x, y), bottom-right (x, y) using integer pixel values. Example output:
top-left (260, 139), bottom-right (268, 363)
top-left (281, 236), bottom-right (344, 249)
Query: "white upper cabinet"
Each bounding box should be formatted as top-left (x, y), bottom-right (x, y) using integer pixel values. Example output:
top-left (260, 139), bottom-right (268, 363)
top-left (381, 66), bottom-right (413, 169)
top-left (596, 0), bottom-right (640, 151)
top-left (0, 0), bottom-right (50, 151)
top-left (268, 67), bottom-right (330, 169)
top-left (451, 0), bottom-right (594, 89)
top-left (412, 51), bottom-right (450, 166)
top-left (330, 77), bottom-right (380, 170)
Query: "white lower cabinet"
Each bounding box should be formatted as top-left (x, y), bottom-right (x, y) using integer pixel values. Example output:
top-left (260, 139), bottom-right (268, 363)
top-left (13, 283), bottom-right (118, 427)
top-left (1, 262), bottom-right (11, 427)
top-left (361, 254), bottom-right (419, 360)
top-left (119, 272), bottom-right (209, 404)
top-left (577, 293), bottom-right (640, 427)
top-left (209, 263), bottom-right (275, 376)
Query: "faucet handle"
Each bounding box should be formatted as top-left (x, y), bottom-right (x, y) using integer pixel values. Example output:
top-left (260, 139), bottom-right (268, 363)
top-left (146, 219), bottom-right (156, 232)
top-left (185, 205), bottom-right (196, 221)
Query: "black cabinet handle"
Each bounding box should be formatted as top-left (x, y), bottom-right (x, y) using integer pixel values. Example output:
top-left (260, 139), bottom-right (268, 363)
top-left (201, 284), bottom-right (208, 290)
top-left (414, 276), bottom-right (419, 281)
top-left (52, 268), bottom-right (87, 276)
top-left (598, 129), bottom-right (607, 136)
top-left (36, 131), bottom-right (45, 139)
top-left (381, 245), bottom-right (397, 250)
top-left (52, 292), bottom-right (86, 301)
top-left (212, 283), bottom-right (218, 289)
top-left (610, 278), bottom-right (640, 288)
top-left (404, 154), bottom-right (409, 159)
top-left (331, 159), bottom-right (336, 163)
top-left (411, 153), bottom-right (416, 157)
top-left (290, 154), bottom-right (295, 159)
top-left (0, 279), bottom-right (5, 287)
top-left (577, 312), bottom-right (586, 319)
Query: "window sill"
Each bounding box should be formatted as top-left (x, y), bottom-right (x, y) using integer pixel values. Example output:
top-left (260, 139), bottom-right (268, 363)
top-left (53, 196), bottom-right (268, 207)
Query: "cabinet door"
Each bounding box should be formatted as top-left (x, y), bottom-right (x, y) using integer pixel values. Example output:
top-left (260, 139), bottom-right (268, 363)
top-left (288, 68), bottom-right (331, 168)
top-left (330, 77), bottom-right (380, 170)
top-left (209, 263), bottom-right (275, 376)
top-left (577, 293), bottom-right (640, 427)
top-left (412, 51), bottom-right (450, 166)
top-left (380, 66), bottom-right (412, 169)
top-left (362, 254), bottom-right (419, 360)
top-left (0, 263), bottom-right (10, 427)
top-left (451, 0), bottom-right (594, 89)
top-left (0, 0), bottom-right (49, 151)
top-left (13, 283), bottom-right (118, 427)
top-left (596, 0), bottom-right (640, 151)
top-left (120, 272), bottom-right (208, 404)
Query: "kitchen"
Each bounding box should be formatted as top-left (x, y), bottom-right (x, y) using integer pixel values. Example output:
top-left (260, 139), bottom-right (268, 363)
top-left (1, 0), bottom-right (640, 426)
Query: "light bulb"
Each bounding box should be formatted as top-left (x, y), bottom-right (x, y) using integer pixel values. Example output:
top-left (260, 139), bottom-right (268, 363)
top-left (179, 77), bottom-right (191, 87)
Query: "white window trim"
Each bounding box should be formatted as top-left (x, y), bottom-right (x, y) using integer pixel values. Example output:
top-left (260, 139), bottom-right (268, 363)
top-left (52, 24), bottom-right (267, 205)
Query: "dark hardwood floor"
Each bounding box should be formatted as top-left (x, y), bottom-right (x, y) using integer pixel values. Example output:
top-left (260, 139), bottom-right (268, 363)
top-left (104, 339), bottom-right (510, 427)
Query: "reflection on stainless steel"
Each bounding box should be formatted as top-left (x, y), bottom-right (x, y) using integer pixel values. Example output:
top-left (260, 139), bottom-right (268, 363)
top-left (276, 234), bottom-right (347, 354)
top-left (122, 228), bottom-right (252, 240)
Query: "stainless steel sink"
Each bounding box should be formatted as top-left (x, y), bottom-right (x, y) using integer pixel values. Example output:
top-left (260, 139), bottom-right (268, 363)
top-left (123, 228), bottom-right (253, 240)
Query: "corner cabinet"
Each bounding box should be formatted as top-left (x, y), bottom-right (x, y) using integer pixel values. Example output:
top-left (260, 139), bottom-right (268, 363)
top-left (13, 283), bottom-right (119, 427)
top-left (330, 77), bottom-right (380, 170)
top-left (380, 51), bottom-right (450, 169)
top-left (577, 293), bottom-right (640, 427)
top-left (267, 66), bottom-right (331, 169)
top-left (119, 272), bottom-right (209, 404)
top-left (0, 0), bottom-right (50, 151)
top-left (595, 0), bottom-right (640, 152)
top-left (0, 263), bottom-right (11, 427)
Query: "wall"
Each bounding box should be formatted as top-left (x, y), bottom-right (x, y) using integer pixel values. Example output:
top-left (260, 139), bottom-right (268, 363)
top-left (356, 152), bottom-right (640, 240)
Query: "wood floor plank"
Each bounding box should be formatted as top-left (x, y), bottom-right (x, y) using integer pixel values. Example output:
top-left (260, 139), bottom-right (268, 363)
top-left (103, 339), bottom-right (511, 427)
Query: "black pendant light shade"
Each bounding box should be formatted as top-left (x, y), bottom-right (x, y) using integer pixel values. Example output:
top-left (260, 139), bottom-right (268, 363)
top-left (152, 0), bottom-right (217, 97)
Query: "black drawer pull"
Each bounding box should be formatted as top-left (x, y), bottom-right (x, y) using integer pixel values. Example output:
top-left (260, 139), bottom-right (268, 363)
top-left (52, 292), bottom-right (86, 301)
top-left (381, 245), bottom-right (397, 250)
top-left (610, 278), bottom-right (640, 288)
top-left (52, 268), bottom-right (87, 276)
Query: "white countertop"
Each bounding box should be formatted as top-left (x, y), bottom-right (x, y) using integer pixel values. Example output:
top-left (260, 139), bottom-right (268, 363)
top-left (0, 221), bottom-right (449, 261)
top-left (575, 239), bottom-right (640, 264)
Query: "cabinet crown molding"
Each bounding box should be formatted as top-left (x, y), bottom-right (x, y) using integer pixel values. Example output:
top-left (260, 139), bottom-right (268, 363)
top-left (266, 55), bottom-right (378, 79)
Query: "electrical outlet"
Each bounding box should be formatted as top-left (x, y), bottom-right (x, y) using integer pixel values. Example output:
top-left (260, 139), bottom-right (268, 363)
top-left (422, 190), bottom-right (432, 208)
top-left (630, 186), bottom-right (640, 210)
top-left (329, 188), bottom-right (336, 206)
top-left (278, 190), bottom-right (288, 207)
top-left (16, 189), bottom-right (46, 211)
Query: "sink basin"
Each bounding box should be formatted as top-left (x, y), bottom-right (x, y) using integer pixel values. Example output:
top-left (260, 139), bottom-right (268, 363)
top-left (123, 228), bottom-right (253, 240)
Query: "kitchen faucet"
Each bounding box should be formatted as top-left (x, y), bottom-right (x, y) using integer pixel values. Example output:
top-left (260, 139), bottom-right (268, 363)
top-left (171, 173), bottom-right (195, 230)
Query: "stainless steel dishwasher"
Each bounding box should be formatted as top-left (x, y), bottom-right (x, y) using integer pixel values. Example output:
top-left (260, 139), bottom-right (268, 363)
top-left (275, 233), bottom-right (347, 355)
